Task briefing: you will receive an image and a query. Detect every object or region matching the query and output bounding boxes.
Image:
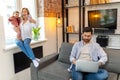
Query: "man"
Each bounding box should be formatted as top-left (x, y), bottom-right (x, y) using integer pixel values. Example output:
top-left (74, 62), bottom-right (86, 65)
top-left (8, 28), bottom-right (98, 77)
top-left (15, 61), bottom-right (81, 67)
top-left (69, 27), bottom-right (108, 80)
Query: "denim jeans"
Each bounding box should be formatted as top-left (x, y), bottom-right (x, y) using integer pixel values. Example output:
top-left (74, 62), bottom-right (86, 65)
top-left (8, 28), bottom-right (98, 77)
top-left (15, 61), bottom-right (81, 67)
top-left (71, 64), bottom-right (108, 80)
top-left (16, 38), bottom-right (35, 60)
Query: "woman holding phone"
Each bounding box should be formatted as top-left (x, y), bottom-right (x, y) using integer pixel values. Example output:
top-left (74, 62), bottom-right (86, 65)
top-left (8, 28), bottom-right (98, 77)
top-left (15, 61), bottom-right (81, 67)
top-left (16, 8), bottom-right (40, 67)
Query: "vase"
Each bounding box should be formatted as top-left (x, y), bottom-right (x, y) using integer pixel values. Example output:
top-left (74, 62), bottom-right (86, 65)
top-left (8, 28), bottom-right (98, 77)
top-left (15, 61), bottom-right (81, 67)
top-left (33, 33), bottom-right (39, 41)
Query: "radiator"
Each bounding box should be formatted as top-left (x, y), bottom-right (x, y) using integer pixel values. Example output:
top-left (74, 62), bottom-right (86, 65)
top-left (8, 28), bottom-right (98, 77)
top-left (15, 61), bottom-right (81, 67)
top-left (13, 46), bottom-right (43, 73)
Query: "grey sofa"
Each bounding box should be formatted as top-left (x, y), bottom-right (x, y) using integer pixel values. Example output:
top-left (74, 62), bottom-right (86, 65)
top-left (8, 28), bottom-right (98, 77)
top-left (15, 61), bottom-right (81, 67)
top-left (31, 42), bottom-right (120, 80)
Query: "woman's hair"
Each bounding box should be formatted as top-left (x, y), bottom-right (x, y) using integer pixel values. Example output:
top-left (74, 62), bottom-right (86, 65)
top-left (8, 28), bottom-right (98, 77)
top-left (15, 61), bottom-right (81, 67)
top-left (22, 8), bottom-right (30, 15)
top-left (21, 8), bottom-right (30, 20)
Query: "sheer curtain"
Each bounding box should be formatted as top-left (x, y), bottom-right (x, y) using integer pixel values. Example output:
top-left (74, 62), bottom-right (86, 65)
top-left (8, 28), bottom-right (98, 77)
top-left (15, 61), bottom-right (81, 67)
top-left (0, 0), bottom-right (17, 46)
top-left (21, 0), bottom-right (37, 20)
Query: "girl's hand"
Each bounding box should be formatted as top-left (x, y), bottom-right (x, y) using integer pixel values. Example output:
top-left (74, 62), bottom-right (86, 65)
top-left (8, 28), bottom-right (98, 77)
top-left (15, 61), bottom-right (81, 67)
top-left (13, 26), bottom-right (19, 32)
top-left (9, 16), bottom-right (19, 27)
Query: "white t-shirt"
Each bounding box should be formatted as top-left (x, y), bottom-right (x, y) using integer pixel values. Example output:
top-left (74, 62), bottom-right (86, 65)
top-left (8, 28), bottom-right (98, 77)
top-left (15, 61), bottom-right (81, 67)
top-left (79, 43), bottom-right (92, 61)
top-left (20, 20), bottom-right (36, 40)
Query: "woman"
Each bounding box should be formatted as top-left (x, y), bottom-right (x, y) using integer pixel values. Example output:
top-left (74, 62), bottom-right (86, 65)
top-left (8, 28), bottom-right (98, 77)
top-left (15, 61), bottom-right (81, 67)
top-left (16, 8), bottom-right (39, 67)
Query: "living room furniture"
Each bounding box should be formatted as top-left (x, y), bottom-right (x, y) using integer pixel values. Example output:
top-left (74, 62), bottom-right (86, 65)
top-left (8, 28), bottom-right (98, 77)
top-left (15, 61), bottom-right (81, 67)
top-left (31, 42), bottom-right (120, 80)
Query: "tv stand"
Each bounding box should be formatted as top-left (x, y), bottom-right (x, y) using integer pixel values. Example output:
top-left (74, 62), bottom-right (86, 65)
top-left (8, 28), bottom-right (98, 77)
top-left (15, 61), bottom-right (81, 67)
top-left (94, 28), bottom-right (115, 34)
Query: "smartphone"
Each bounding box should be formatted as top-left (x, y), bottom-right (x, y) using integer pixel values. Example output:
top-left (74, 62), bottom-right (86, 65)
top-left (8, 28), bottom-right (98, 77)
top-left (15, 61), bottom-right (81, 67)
top-left (28, 14), bottom-right (31, 20)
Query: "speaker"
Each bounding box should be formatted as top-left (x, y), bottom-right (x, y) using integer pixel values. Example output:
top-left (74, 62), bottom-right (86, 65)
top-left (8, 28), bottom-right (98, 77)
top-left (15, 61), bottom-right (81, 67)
top-left (96, 35), bottom-right (109, 47)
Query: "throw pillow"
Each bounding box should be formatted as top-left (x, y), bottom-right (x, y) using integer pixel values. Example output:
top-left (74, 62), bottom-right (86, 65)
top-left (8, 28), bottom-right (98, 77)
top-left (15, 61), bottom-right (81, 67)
top-left (58, 42), bottom-right (73, 64)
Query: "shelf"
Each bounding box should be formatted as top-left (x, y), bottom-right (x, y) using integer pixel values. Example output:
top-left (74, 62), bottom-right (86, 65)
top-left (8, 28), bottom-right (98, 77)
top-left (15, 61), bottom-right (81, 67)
top-left (82, 2), bottom-right (120, 7)
top-left (65, 5), bottom-right (79, 9)
top-left (65, 32), bottom-right (79, 34)
top-left (94, 33), bottom-right (120, 35)
top-left (64, 1), bottom-right (120, 8)
top-left (62, 0), bottom-right (82, 42)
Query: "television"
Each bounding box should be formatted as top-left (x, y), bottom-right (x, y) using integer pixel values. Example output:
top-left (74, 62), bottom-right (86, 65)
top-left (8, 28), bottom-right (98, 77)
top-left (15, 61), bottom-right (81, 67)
top-left (88, 9), bottom-right (117, 29)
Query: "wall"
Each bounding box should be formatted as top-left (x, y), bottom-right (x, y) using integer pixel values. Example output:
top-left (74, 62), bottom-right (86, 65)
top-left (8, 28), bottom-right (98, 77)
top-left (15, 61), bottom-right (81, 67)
top-left (37, 0), bottom-right (62, 17)
top-left (37, 0), bottom-right (62, 52)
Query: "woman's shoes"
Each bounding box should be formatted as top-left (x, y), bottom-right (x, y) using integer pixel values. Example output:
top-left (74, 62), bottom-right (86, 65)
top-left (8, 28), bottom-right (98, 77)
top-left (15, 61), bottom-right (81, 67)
top-left (35, 58), bottom-right (40, 62)
top-left (32, 59), bottom-right (39, 67)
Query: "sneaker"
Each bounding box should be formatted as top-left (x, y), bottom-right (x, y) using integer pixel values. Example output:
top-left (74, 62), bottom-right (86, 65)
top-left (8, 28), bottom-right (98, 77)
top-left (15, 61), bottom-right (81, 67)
top-left (35, 58), bottom-right (40, 62)
top-left (32, 59), bottom-right (39, 67)
top-left (69, 78), bottom-right (72, 80)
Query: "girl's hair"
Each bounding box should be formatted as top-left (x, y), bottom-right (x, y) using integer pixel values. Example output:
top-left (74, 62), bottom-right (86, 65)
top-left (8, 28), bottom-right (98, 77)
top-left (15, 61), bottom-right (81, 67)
top-left (13, 11), bottom-right (19, 16)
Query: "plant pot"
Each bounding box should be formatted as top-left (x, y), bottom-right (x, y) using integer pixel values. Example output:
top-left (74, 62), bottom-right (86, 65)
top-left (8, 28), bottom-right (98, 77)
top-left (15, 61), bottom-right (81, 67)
top-left (33, 33), bottom-right (40, 41)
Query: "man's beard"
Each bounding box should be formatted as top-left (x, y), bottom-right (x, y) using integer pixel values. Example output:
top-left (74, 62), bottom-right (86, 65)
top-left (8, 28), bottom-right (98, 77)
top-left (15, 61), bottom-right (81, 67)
top-left (82, 38), bottom-right (91, 43)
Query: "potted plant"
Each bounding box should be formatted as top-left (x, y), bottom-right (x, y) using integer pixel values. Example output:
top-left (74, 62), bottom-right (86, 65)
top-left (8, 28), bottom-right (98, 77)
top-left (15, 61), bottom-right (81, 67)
top-left (32, 26), bottom-right (41, 40)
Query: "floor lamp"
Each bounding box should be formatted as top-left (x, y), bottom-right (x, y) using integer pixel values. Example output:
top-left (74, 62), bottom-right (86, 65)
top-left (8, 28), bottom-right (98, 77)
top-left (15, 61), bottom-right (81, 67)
top-left (56, 13), bottom-right (61, 53)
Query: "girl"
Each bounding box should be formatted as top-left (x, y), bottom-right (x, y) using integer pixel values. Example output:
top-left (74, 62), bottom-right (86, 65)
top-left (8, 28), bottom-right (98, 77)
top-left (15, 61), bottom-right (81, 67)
top-left (8, 11), bottom-right (21, 40)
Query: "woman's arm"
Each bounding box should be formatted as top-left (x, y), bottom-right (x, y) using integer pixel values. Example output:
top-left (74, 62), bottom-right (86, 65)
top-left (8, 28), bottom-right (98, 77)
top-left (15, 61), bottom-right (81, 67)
top-left (29, 18), bottom-right (36, 24)
top-left (28, 16), bottom-right (36, 24)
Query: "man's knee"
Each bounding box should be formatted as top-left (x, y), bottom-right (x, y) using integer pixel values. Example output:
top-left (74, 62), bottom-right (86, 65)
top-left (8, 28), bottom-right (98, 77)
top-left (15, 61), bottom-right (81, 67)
top-left (72, 71), bottom-right (83, 80)
top-left (96, 75), bottom-right (108, 80)
top-left (96, 70), bottom-right (108, 80)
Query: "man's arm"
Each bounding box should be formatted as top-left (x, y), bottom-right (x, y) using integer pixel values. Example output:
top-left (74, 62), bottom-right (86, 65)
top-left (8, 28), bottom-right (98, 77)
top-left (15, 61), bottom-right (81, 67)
top-left (97, 44), bottom-right (108, 66)
top-left (70, 43), bottom-right (79, 64)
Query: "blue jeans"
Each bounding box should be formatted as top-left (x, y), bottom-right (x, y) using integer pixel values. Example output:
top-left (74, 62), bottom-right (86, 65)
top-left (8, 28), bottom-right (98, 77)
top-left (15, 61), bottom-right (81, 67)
top-left (71, 64), bottom-right (108, 80)
top-left (16, 38), bottom-right (35, 60)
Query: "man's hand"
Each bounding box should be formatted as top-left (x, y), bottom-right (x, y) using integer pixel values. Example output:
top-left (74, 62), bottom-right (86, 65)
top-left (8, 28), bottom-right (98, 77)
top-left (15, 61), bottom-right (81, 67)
top-left (98, 62), bottom-right (103, 67)
top-left (72, 59), bottom-right (76, 64)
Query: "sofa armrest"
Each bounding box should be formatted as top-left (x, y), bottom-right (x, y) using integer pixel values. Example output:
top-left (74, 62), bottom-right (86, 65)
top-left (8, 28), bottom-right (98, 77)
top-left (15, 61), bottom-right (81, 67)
top-left (30, 53), bottom-right (59, 80)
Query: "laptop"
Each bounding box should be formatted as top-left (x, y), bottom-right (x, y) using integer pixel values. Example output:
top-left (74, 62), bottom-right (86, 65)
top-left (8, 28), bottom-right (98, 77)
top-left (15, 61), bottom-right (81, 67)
top-left (76, 60), bottom-right (99, 73)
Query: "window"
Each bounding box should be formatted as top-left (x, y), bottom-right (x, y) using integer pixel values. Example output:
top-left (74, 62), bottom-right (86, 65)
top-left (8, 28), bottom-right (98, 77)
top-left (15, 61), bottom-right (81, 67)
top-left (21, 0), bottom-right (37, 19)
top-left (0, 0), bottom-right (17, 45)
top-left (0, 0), bottom-right (44, 48)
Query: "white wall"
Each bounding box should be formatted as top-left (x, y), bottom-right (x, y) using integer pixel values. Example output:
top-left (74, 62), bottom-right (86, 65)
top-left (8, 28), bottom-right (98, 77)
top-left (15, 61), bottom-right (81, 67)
top-left (0, 16), bottom-right (62, 80)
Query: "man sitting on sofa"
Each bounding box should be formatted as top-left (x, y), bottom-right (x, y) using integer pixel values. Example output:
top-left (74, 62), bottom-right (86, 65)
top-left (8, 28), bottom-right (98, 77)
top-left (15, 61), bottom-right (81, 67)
top-left (69, 27), bottom-right (108, 80)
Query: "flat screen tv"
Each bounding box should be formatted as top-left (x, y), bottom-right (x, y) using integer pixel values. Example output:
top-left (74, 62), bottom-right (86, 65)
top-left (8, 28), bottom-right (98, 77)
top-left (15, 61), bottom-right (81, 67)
top-left (88, 8), bottom-right (117, 29)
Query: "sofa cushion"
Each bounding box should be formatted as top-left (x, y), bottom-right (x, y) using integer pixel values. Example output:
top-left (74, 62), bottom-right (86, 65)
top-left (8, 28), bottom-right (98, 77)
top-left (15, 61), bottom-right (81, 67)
top-left (118, 74), bottom-right (120, 80)
top-left (103, 48), bottom-right (120, 73)
top-left (38, 61), bottom-right (71, 80)
top-left (58, 43), bottom-right (73, 64)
